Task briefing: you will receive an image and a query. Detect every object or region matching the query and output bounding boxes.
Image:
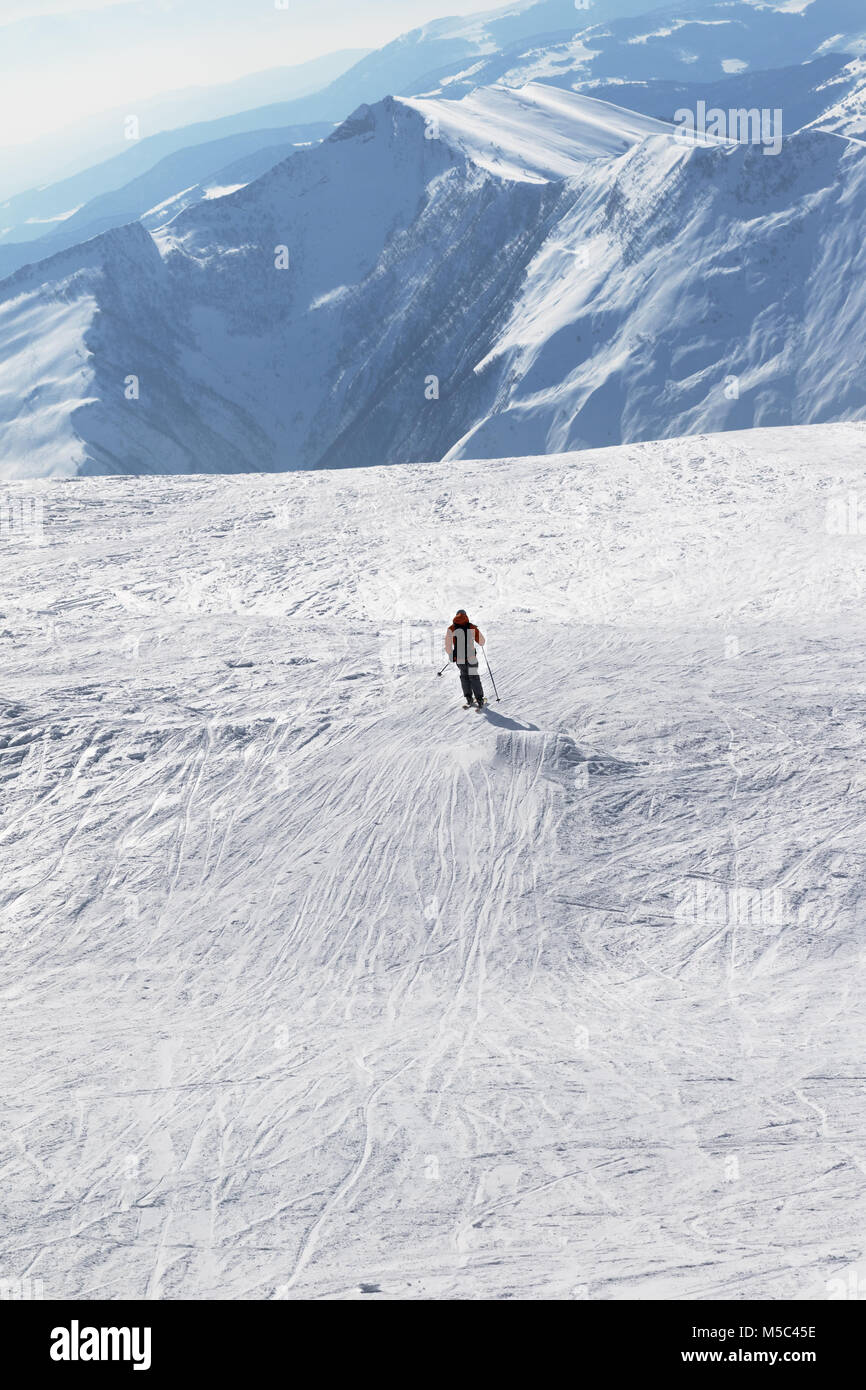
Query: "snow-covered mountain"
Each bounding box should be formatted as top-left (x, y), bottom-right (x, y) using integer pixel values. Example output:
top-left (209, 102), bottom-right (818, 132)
top-left (0, 121), bottom-right (333, 281)
top-left (3, 422), bottom-right (865, 1297)
top-left (3, 68), bottom-right (866, 479)
top-left (7, 0), bottom-right (859, 272)
top-left (803, 57), bottom-right (866, 140)
top-left (581, 52), bottom-right (861, 133)
top-left (3, 0), bottom-right (866, 478)
top-left (3, 0), bottom-right (601, 240)
top-left (0, 0), bottom-right (650, 261)
top-left (392, 0), bottom-right (866, 101)
top-left (0, 88), bottom-right (666, 478)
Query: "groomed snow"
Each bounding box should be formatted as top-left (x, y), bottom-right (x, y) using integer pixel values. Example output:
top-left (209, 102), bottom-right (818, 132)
top-left (2, 423), bottom-right (866, 1300)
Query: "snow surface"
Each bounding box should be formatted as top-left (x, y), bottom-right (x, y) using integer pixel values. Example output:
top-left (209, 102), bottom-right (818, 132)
top-left (2, 422), bottom-right (866, 1299)
top-left (404, 83), bottom-right (680, 182)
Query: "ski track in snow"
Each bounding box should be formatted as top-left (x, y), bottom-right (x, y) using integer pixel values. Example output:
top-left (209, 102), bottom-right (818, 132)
top-left (1, 422), bottom-right (866, 1300)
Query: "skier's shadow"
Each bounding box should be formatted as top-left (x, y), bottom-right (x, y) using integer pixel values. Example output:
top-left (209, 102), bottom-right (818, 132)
top-left (481, 708), bottom-right (539, 732)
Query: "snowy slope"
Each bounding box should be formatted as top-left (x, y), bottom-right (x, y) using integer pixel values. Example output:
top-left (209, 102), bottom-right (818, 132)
top-left (406, 83), bottom-right (678, 181)
top-left (2, 423), bottom-right (866, 1299)
top-left (806, 59), bottom-right (866, 141)
top-left (0, 221), bottom-right (276, 481)
top-left (441, 117), bottom-right (866, 460)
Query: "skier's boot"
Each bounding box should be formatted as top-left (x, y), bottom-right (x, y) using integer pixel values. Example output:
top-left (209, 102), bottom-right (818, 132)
top-left (463, 700), bottom-right (476, 709)
top-left (475, 698), bottom-right (489, 710)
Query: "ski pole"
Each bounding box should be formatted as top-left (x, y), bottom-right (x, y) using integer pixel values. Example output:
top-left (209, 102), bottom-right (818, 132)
top-left (482, 648), bottom-right (500, 702)
top-left (436, 660), bottom-right (450, 677)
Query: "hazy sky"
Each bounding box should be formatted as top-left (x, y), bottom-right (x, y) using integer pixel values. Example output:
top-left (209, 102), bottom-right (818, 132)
top-left (0, 0), bottom-right (511, 146)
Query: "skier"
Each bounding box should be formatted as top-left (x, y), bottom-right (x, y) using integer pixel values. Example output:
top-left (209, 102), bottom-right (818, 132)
top-left (445, 609), bottom-right (488, 708)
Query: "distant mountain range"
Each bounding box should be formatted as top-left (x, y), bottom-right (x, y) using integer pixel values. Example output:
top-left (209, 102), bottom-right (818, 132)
top-left (0, 47), bottom-right (368, 205)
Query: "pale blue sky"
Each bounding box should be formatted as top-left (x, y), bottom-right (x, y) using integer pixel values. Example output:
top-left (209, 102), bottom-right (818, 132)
top-left (0, 0), bottom-right (512, 144)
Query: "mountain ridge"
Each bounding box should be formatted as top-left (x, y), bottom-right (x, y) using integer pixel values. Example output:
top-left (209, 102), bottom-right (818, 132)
top-left (3, 0), bottom-right (866, 478)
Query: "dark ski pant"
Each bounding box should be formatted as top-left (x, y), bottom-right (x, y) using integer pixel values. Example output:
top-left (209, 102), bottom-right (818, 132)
top-left (457, 662), bottom-right (484, 703)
